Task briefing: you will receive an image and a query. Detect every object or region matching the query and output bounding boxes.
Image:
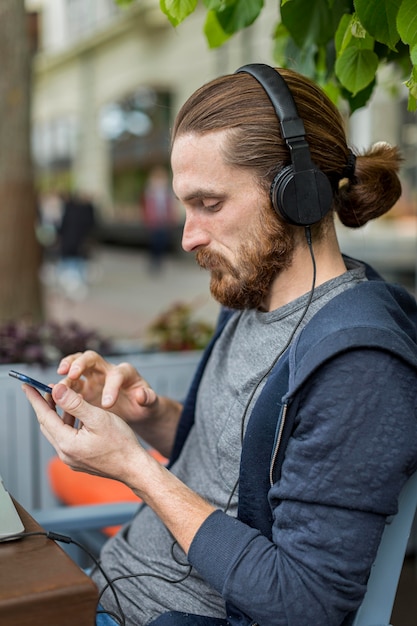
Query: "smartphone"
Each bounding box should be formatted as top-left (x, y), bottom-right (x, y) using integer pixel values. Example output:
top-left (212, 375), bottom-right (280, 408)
top-left (9, 370), bottom-right (53, 394)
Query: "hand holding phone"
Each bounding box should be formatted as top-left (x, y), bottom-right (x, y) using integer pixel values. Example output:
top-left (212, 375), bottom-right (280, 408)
top-left (9, 370), bottom-right (53, 394)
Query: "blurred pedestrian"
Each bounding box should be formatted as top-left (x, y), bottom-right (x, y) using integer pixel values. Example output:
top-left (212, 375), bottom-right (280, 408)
top-left (142, 166), bottom-right (176, 271)
top-left (57, 191), bottom-right (97, 299)
top-left (37, 190), bottom-right (64, 255)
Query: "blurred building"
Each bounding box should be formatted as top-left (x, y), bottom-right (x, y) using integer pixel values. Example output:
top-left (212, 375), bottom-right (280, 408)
top-left (26, 0), bottom-right (278, 245)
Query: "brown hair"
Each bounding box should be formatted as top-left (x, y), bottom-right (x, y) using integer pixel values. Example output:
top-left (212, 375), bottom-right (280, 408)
top-left (172, 68), bottom-right (402, 229)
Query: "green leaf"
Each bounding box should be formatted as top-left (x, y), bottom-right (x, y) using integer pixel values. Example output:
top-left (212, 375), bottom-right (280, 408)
top-left (407, 94), bottom-right (417, 111)
top-left (281, 0), bottom-right (351, 47)
top-left (397, 0), bottom-right (417, 48)
top-left (411, 43), bottom-right (417, 66)
top-left (214, 0), bottom-right (264, 34)
top-left (405, 64), bottom-right (417, 111)
top-left (351, 27), bottom-right (375, 50)
top-left (350, 13), bottom-right (367, 39)
top-left (335, 13), bottom-right (353, 55)
top-left (160, 0), bottom-right (198, 27)
top-left (336, 46), bottom-right (379, 95)
top-left (204, 10), bottom-right (232, 48)
top-left (335, 12), bottom-right (378, 59)
top-left (354, 0), bottom-right (401, 50)
top-left (405, 65), bottom-right (417, 98)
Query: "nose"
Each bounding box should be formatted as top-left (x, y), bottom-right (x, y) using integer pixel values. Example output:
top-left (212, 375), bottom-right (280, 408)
top-left (181, 212), bottom-right (210, 252)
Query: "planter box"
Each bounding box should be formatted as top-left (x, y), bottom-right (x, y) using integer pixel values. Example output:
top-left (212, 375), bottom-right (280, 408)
top-left (0, 351), bottom-right (201, 512)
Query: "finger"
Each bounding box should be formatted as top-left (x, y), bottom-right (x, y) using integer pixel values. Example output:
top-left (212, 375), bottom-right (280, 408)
top-left (104, 362), bottom-right (157, 409)
top-left (134, 385), bottom-right (158, 407)
top-left (100, 364), bottom-right (130, 407)
top-left (98, 361), bottom-right (141, 407)
top-left (57, 352), bottom-right (83, 375)
top-left (60, 350), bottom-right (107, 380)
top-left (60, 375), bottom-right (84, 394)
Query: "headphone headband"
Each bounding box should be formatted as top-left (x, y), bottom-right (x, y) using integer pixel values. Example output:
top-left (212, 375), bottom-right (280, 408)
top-left (237, 64), bottom-right (305, 140)
top-left (235, 64), bottom-right (333, 226)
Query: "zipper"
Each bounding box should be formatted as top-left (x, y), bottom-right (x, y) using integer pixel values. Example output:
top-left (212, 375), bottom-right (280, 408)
top-left (269, 401), bottom-right (288, 487)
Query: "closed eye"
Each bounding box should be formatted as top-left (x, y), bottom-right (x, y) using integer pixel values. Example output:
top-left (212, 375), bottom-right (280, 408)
top-left (176, 189), bottom-right (225, 213)
top-left (204, 201), bottom-right (222, 212)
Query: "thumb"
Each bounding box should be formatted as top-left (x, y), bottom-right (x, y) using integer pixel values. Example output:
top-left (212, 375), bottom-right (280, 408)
top-left (52, 383), bottom-right (93, 424)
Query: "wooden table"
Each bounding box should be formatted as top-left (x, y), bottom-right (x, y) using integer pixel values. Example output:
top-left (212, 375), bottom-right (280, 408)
top-left (0, 501), bottom-right (98, 625)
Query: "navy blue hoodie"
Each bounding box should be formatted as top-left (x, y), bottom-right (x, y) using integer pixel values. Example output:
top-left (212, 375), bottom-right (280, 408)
top-left (170, 264), bottom-right (417, 626)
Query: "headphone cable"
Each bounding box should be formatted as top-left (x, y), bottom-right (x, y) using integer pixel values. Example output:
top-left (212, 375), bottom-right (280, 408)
top-left (222, 225), bottom-right (317, 515)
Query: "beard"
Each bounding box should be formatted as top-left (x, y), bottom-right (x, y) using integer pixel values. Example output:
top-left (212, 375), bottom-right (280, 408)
top-left (196, 205), bottom-right (296, 310)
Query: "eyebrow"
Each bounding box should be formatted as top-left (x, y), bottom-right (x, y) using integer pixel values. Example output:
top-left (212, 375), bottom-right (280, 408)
top-left (179, 189), bottom-right (223, 203)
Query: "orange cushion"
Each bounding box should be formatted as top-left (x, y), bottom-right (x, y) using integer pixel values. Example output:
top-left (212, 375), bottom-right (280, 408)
top-left (48, 449), bottom-right (167, 536)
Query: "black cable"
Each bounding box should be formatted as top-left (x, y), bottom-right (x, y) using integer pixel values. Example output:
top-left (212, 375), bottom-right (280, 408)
top-left (222, 226), bottom-right (317, 516)
top-left (2, 530), bottom-right (195, 624)
top-left (237, 227), bottom-right (317, 460)
top-left (96, 539), bottom-right (193, 607)
top-left (67, 534), bottom-right (126, 625)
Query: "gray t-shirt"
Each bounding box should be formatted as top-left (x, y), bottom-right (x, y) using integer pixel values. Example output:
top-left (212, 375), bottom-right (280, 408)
top-left (94, 261), bottom-right (366, 625)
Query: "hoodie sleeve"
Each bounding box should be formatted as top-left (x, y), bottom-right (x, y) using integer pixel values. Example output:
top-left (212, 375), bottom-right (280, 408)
top-left (188, 349), bottom-right (417, 626)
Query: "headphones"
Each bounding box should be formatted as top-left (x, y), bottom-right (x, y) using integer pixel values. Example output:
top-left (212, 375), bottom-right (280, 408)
top-left (235, 63), bottom-right (333, 227)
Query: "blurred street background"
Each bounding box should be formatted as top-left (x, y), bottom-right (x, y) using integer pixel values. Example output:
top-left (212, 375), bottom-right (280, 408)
top-left (42, 244), bottom-right (220, 348)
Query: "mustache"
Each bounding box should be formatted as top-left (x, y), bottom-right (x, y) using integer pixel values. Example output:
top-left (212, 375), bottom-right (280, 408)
top-left (196, 248), bottom-right (239, 277)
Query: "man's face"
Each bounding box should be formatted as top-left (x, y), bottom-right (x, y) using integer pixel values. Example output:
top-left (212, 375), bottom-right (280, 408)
top-left (171, 130), bottom-right (295, 310)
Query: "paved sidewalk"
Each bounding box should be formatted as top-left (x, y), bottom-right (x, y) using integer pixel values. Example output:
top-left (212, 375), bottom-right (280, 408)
top-left (43, 246), bottom-right (220, 345)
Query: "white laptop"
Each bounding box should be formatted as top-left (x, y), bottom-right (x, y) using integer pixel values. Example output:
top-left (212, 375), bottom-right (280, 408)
top-left (0, 474), bottom-right (25, 540)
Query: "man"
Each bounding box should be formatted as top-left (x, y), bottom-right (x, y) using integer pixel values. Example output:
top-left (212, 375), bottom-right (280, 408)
top-left (25, 65), bottom-right (417, 626)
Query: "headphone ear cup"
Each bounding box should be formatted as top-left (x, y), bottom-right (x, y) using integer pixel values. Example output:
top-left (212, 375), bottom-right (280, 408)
top-left (271, 167), bottom-right (333, 226)
top-left (270, 166), bottom-right (294, 219)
